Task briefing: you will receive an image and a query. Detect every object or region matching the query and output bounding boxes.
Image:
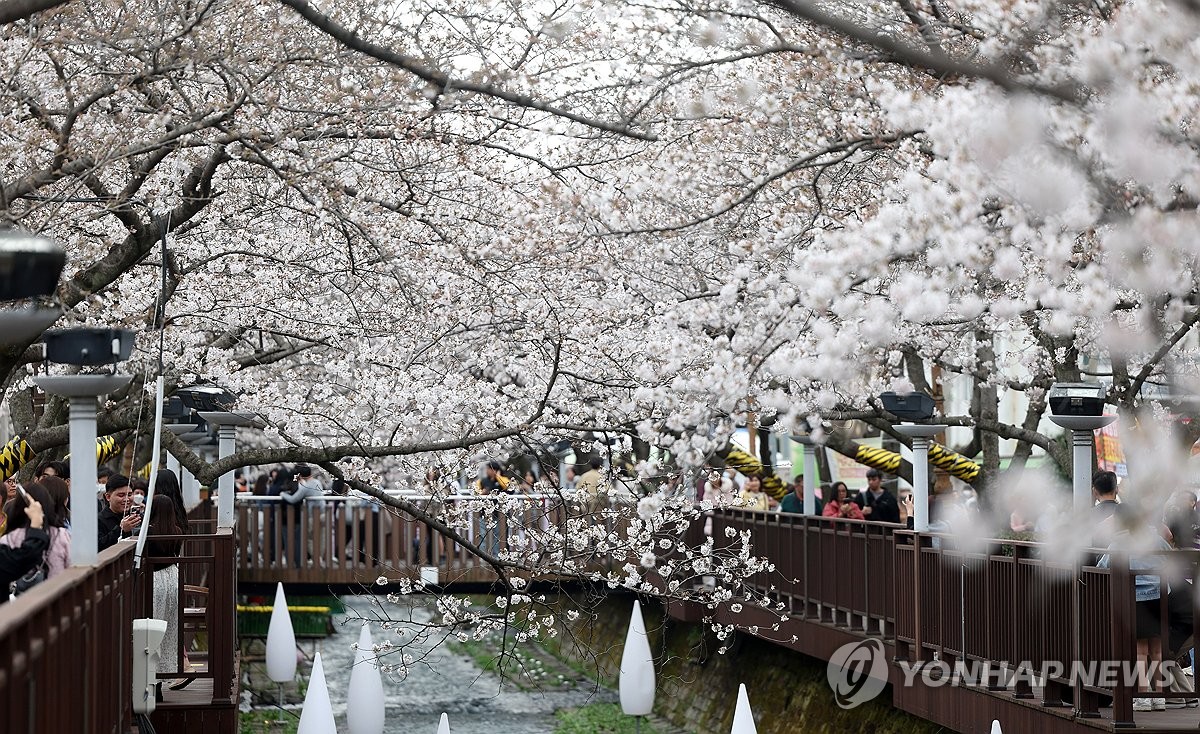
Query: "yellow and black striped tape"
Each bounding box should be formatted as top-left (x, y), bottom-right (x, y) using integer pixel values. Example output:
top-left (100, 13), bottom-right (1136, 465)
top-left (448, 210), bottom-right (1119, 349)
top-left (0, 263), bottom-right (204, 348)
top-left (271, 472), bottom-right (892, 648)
top-left (853, 445), bottom-right (903, 474)
top-left (0, 436), bottom-right (35, 480)
top-left (96, 434), bottom-right (121, 463)
top-left (928, 443), bottom-right (981, 483)
top-left (724, 447), bottom-right (789, 500)
top-left (854, 443), bottom-right (980, 483)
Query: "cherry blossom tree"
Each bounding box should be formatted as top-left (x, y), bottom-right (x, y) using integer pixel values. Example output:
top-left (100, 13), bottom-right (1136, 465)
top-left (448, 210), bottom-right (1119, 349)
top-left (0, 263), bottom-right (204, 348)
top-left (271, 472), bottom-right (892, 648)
top-left (4, 0), bottom-right (1200, 673)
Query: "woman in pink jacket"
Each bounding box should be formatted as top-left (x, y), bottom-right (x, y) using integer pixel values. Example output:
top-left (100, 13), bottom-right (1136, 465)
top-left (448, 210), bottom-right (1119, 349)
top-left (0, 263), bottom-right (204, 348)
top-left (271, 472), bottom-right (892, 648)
top-left (822, 481), bottom-right (865, 520)
top-left (1, 481), bottom-right (70, 578)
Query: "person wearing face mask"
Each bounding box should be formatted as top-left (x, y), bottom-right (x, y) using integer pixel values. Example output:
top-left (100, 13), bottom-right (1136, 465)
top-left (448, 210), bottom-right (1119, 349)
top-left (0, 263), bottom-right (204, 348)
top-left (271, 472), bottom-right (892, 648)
top-left (130, 478), bottom-right (148, 507)
top-left (96, 465), bottom-right (113, 512)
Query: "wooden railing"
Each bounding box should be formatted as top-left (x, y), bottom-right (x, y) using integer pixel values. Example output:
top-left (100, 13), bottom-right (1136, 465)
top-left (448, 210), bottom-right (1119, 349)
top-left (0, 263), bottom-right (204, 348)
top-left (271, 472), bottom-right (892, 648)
top-left (138, 526), bottom-right (237, 706)
top-left (0, 502), bottom-right (239, 734)
top-left (712, 508), bottom-right (1200, 729)
top-left (0, 541), bottom-right (136, 734)
top-left (235, 494), bottom-right (574, 585)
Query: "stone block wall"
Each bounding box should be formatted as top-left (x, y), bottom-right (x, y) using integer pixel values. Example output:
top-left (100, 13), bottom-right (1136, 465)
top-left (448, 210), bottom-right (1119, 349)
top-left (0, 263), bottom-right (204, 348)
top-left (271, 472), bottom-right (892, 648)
top-left (548, 593), bottom-right (944, 734)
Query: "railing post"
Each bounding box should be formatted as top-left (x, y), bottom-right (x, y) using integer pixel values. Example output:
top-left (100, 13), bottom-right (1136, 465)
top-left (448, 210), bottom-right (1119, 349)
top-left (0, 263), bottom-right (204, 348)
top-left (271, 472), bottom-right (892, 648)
top-left (1111, 552), bottom-right (1135, 727)
top-left (211, 528), bottom-right (235, 705)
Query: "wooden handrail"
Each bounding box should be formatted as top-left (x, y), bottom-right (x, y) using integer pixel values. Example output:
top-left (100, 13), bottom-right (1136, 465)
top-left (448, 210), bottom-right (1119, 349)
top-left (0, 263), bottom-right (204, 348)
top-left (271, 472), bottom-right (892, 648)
top-left (0, 538), bottom-right (137, 733)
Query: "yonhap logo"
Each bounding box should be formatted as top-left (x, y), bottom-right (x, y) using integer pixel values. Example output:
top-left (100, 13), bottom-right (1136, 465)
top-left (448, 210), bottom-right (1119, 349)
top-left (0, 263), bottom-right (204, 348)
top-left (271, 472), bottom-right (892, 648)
top-left (826, 639), bottom-right (887, 709)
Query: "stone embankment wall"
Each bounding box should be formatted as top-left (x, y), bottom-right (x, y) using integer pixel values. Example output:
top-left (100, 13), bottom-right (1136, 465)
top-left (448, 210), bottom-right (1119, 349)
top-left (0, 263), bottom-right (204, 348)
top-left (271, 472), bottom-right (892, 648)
top-left (549, 593), bottom-right (944, 734)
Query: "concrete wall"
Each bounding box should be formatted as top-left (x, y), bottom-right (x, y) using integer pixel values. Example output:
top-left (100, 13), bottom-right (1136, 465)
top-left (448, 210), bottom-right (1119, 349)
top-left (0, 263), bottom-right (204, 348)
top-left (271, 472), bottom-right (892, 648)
top-left (550, 593), bottom-right (944, 734)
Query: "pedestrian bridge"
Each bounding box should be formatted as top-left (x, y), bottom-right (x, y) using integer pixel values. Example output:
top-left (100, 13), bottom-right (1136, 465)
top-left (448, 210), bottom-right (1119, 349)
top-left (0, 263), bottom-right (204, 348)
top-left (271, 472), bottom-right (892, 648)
top-left (233, 494), bottom-right (598, 588)
top-left (3, 498), bottom-right (1199, 733)
top-left (235, 497), bottom-right (1200, 732)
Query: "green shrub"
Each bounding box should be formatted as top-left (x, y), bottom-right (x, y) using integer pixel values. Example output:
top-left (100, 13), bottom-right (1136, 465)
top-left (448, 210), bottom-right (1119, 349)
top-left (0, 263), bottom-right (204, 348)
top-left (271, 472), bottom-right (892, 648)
top-left (554, 703), bottom-right (659, 734)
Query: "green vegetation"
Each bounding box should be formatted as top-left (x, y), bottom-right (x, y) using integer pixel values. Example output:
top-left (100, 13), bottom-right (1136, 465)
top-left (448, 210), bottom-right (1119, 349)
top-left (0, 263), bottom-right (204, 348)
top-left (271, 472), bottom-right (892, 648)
top-left (238, 710), bottom-right (298, 734)
top-left (449, 636), bottom-right (583, 692)
top-left (554, 703), bottom-right (660, 734)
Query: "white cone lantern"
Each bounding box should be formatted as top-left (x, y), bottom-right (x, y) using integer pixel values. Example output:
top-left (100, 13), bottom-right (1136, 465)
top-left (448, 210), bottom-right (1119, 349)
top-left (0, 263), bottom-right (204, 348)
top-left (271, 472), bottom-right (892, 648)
top-left (437, 712), bottom-right (451, 733)
top-left (730, 683), bottom-right (757, 734)
top-left (266, 583), bottom-right (297, 682)
top-left (298, 652), bottom-right (336, 733)
top-left (990, 722), bottom-right (1002, 734)
top-left (619, 599), bottom-right (655, 716)
top-left (347, 623), bottom-right (385, 734)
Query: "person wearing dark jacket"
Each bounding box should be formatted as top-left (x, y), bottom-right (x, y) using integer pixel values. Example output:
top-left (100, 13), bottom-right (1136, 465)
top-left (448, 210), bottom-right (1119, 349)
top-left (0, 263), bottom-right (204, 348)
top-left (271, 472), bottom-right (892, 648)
top-left (97, 474), bottom-right (140, 551)
top-left (858, 468), bottom-right (901, 523)
top-left (1, 496), bottom-right (49, 603)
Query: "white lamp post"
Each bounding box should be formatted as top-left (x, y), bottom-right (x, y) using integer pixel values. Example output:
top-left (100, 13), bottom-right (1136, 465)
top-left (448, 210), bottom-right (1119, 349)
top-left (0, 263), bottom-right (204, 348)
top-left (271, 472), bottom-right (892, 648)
top-left (266, 581), bottom-right (297, 718)
top-left (197, 411), bottom-right (261, 529)
top-left (790, 436), bottom-right (818, 516)
top-left (892, 424), bottom-right (947, 533)
top-left (881, 392), bottom-right (946, 533)
top-left (177, 431), bottom-right (211, 509)
top-left (34, 373), bottom-right (131, 566)
top-left (1047, 383), bottom-right (1115, 515)
top-left (164, 424), bottom-right (196, 479)
top-left (619, 599), bottom-right (655, 729)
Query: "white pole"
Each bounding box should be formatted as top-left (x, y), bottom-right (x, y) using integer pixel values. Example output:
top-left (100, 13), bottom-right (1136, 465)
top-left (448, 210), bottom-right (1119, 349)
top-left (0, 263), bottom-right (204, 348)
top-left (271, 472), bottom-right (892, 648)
top-left (68, 396), bottom-right (99, 566)
top-left (912, 436), bottom-right (930, 532)
top-left (1072, 430), bottom-right (1093, 516)
top-left (802, 443), bottom-right (816, 516)
top-left (134, 376), bottom-right (166, 569)
top-left (166, 453), bottom-right (179, 475)
top-left (181, 464), bottom-right (199, 510)
top-left (217, 425), bottom-right (236, 528)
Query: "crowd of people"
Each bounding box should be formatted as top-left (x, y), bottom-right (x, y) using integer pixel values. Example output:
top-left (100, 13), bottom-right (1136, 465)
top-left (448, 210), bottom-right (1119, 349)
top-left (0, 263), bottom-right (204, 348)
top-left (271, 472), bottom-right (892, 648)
top-left (697, 464), bottom-right (936, 525)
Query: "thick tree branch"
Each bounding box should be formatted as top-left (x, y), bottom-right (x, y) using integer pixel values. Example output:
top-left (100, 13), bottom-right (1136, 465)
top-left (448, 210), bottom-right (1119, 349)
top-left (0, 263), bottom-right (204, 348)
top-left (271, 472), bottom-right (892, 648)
top-left (275, 0), bottom-right (655, 141)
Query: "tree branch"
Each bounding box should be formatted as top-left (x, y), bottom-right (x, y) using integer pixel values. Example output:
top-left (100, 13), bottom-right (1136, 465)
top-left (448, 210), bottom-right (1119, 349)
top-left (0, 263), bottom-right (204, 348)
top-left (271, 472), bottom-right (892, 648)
top-left (275, 0), bottom-right (655, 141)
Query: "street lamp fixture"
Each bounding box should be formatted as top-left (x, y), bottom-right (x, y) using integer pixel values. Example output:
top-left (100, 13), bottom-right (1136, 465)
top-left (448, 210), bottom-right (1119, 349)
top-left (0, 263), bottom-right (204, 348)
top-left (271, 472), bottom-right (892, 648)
top-left (42, 327), bottom-right (135, 366)
top-left (880, 391), bottom-right (937, 422)
top-left (1047, 382), bottom-right (1116, 515)
top-left (175, 384), bottom-right (236, 412)
top-left (882, 391), bottom-right (946, 532)
top-left (33, 327), bottom-right (134, 566)
top-left (0, 230), bottom-right (66, 343)
top-left (0, 229), bottom-right (65, 301)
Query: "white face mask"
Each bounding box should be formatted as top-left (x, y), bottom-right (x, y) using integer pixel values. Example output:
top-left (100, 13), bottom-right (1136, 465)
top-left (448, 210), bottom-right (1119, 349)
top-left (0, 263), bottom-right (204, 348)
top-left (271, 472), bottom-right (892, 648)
top-left (97, 483), bottom-right (107, 494)
top-left (133, 493), bottom-right (145, 505)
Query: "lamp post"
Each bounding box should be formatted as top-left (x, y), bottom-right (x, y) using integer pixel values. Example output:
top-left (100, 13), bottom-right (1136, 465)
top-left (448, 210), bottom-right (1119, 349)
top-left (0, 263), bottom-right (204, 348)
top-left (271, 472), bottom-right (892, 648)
top-left (789, 435), bottom-right (818, 516)
top-left (177, 430), bottom-right (211, 509)
top-left (197, 411), bottom-right (262, 529)
top-left (881, 392), bottom-right (946, 533)
top-left (164, 423), bottom-right (197, 477)
top-left (33, 328), bottom-right (135, 565)
top-left (1047, 383), bottom-right (1115, 515)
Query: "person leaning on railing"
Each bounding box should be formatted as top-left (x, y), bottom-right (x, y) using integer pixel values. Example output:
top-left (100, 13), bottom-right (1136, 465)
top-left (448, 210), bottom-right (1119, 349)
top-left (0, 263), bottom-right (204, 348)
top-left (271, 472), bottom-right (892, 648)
top-left (0, 494), bottom-right (48, 603)
top-left (1097, 515), bottom-right (1187, 712)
